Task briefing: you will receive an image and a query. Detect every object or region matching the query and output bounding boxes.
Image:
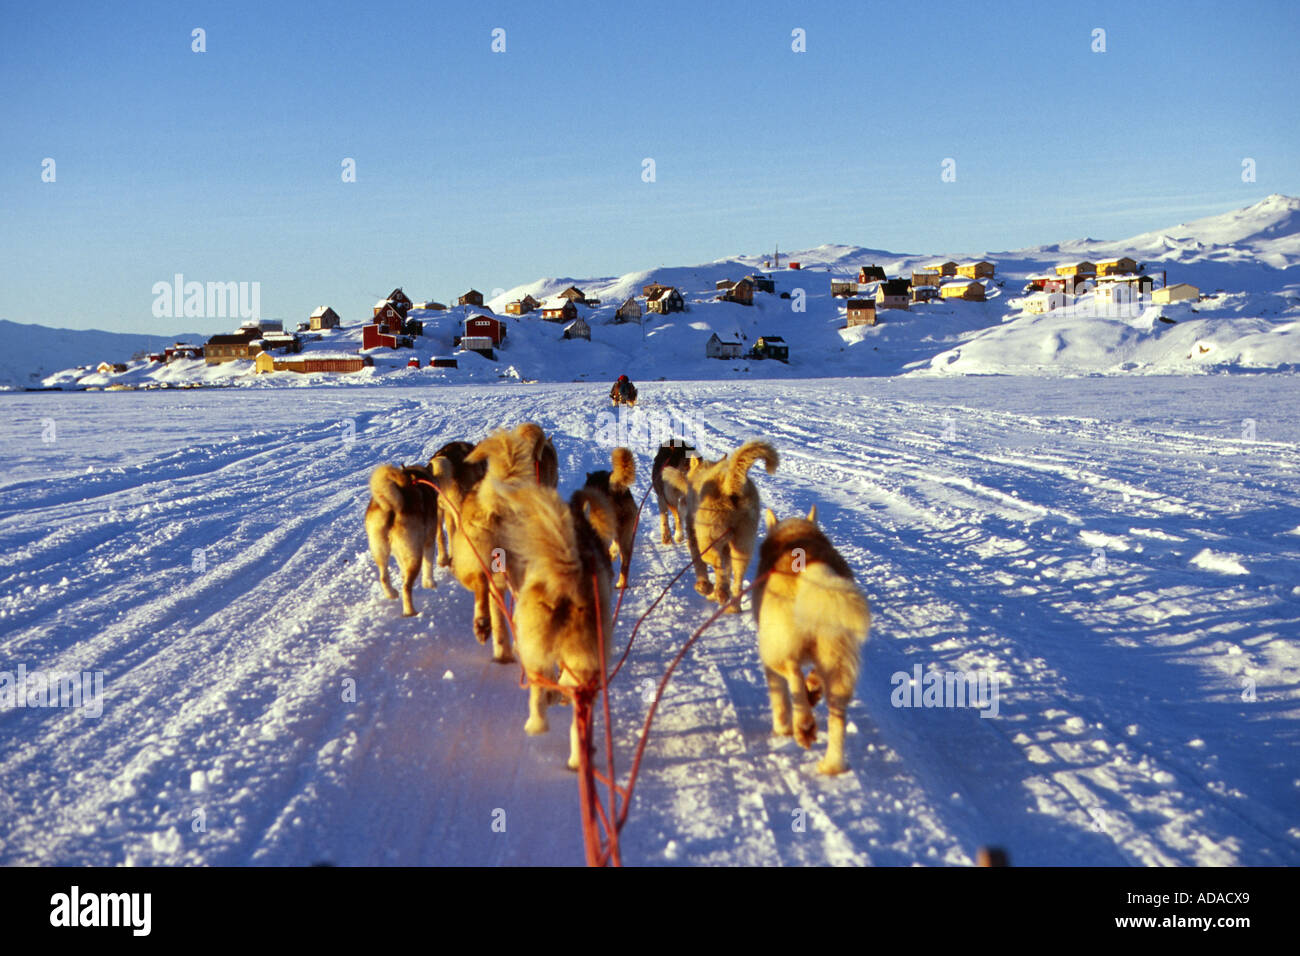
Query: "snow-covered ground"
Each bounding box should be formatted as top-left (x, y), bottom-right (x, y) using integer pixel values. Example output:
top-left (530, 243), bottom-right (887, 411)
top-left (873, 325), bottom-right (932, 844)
top-left (2, 378), bottom-right (1297, 866)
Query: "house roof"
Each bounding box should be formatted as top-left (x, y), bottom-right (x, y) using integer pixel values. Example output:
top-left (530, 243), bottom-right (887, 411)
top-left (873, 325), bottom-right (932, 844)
top-left (758, 335), bottom-right (786, 343)
top-left (647, 286), bottom-right (679, 301)
top-left (311, 306), bottom-right (336, 318)
top-left (846, 298), bottom-right (875, 309)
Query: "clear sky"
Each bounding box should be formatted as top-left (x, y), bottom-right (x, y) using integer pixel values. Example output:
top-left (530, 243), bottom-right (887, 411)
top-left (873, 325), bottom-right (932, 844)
top-left (2, 0), bottom-right (1298, 334)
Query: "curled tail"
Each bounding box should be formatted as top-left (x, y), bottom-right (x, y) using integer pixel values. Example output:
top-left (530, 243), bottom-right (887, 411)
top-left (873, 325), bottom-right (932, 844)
top-left (369, 464), bottom-right (406, 513)
top-left (500, 484), bottom-right (582, 589)
top-left (570, 486), bottom-right (618, 551)
top-left (659, 464), bottom-right (688, 498)
top-left (725, 441), bottom-right (778, 496)
top-left (610, 447), bottom-right (635, 493)
top-left (792, 563), bottom-right (870, 685)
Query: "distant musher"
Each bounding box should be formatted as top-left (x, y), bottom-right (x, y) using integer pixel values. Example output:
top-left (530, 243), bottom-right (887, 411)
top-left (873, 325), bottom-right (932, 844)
top-left (610, 374), bottom-right (638, 407)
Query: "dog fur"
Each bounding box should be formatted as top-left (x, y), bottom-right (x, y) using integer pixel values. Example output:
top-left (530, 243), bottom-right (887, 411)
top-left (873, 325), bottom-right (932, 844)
top-left (499, 482), bottom-right (616, 769)
top-left (752, 506), bottom-right (870, 774)
top-left (431, 423), bottom-right (558, 663)
top-left (581, 447), bottom-right (637, 588)
top-left (365, 463), bottom-right (440, 617)
top-left (427, 440), bottom-right (482, 567)
top-left (661, 440), bottom-right (778, 612)
top-left (651, 441), bottom-right (696, 545)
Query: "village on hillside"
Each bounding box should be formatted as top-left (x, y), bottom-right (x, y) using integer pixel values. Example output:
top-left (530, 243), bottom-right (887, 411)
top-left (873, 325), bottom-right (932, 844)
top-left (59, 248), bottom-right (1203, 389)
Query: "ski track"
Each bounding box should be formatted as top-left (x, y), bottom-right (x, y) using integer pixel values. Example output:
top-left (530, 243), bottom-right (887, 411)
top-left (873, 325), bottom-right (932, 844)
top-left (1, 380), bottom-right (1298, 866)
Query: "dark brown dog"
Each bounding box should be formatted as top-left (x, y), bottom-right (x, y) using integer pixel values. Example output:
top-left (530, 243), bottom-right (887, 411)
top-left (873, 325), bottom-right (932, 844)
top-left (651, 440), bottom-right (696, 545)
top-left (581, 447), bottom-right (637, 588)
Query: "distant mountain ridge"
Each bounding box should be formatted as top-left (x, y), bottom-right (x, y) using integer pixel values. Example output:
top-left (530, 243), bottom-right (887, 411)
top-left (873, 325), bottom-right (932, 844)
top-left (0, 319), bottom-right (204, 389)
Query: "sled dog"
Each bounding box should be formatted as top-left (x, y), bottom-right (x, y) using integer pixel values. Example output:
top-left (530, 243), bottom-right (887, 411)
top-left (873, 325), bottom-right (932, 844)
top-left (651, 440), bottom-right (696, 545)
top-left (661, 440), bottom-right (778, 611)
top-left (753, 506), bottom-right (870, 774)
top-left (431, 423), bottom-right (558, 662)
top-left (365, 463), bottom-right (441, 617)
top-left (500, 482), bottom-right (616, 769)
top-left (581, 447), bottom-right (637, 588)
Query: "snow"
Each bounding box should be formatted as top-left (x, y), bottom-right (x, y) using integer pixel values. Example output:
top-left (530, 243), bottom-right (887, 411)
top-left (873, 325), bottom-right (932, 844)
top-left (2, 377), bottom-right (1298, 866)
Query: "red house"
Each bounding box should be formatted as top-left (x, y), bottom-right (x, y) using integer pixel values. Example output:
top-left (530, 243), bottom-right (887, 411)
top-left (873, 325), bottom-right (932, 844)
top-left (464, 314), bottom-right (506, 346)
top-left (373, 303), bottom-right (406, 334)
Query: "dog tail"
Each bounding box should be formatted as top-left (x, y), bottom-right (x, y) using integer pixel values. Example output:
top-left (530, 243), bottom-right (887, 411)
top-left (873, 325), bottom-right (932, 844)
top-left (467, 428), bottom-right (536, 483)
top-left (571, 486), bottom-right (618, 550)
top-left (724, 441), bottom-right (778, 496)
top-left (659, 463), bottom-right (688, 498)
top-left (792, 563), bottom-right (870, 685)
top-left (500, 484), bottom-right (582, 585)
top-left (369, 464), bottom-right (407, 514)
top-left (609, 447), bottom-right (636, 494)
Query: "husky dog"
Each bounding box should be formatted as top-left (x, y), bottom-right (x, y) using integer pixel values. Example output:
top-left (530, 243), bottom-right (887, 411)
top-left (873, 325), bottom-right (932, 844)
top-left (581, 447), bottom-right (637, 588)
top-left (753, 506), bottom-right (870, 775)
top-left (661, 441), bottom-right (778, 612)
top-left (427, 440), bottom-right (481, 567)
top-left (651, 440), bottom-right (695, 545)
top-left (432, 423), bottom-right (558, 663)
top-left (365, 463), bottom-right (441, 617)
top-left (499, 482), bottom-right (616, 770)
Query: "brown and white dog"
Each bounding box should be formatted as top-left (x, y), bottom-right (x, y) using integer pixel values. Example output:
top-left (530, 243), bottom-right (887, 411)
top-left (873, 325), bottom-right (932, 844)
top-left (365, 463), bottom-right (441, 617)
top-left (431, 423), bottom-right (558, 663)
top-left (651, 440), bottom-right (695, 545)
top-left (661, 440), bottom-right (778, 612)
top-left (753, 506), bottom-right (870, 774)
top-left (499, 482), bottom-right (616, 769)
top-left (581, 447), bottom-right (637, 588)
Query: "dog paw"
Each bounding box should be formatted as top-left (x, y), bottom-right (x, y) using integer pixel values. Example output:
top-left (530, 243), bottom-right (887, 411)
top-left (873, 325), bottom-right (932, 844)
top-left (422, 576), bottom-right (435, 589)
top-left (437, 556), bottom-right (451, 567)
top-left (525, 717), bottom-right (548, 735)
top-left (661, 532), bottom-right (672, 545)
top-left (794, 716), bottom-right (817, 748)
top-left (566, 754), bottom-right (581, 772)
top-left (381, 586), bottom-right (398, 600)
top-left (817, 757), bottom-right (847, 775)
top-left (694, 579), bottom-right (713, 596)
top-left (402, 605), bottom-right (417, 618)
top-left (722, 598), bottom-right (740, 614)
top-left (804, 673), bottom-right (824, 707)
top-left (772, 722), bottom-right (793, 737)
top-left (617, 573), bottom-right (628, 589)
top-left (474, 618), bottom-right (490, 643)
top-left (493, 647), bottom-right (516, 665)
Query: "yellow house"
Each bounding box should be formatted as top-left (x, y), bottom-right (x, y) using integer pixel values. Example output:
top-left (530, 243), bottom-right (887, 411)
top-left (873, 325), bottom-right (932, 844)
top-left (957, 261), bottom-right (995, 279)
top-left (1151, 283), bottom-right (1199, 304)
top-left (940, 279), bottom-right (986, 301)
top-left (1096, 257), bottom-right (1138, 275)
top-left (927, 261), bottom-right (958, 276)
top-left (1054, 261), bottom-right (1095, 276)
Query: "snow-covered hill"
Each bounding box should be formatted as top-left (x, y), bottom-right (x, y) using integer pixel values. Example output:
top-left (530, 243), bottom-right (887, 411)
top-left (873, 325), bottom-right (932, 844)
top-left (22, 196), bottom-right (1300, 388)
top-left (0, 320), bottom-right (203, 390)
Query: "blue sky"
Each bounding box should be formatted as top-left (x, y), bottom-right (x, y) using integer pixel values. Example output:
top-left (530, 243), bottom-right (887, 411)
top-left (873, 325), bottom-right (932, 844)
top-left (2, 0), bottom-right (1297, 334)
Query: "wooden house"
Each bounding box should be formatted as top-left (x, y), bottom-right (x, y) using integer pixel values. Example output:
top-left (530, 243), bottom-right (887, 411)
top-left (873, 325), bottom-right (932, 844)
top-left (642, 280), bottom-right (669, 298)
top-left (857, 265), bottom-right (887, 284)
top-left (722, 278), bottom-right (754, 306)
top-left (940, 279), bottom-right (986, 301)
top-left (927, 261), bottom-right (958, 276)
top-left (845, 299), bottom-right (877, 327)
top-left (746, 274), bottom-right (775, 294)
top-left (96, 361), bottom-right (129, 373)
top-left (876, 279), bottom-right (911, 310)
top-left (430, 357), bottom-right (458, 368)
top-left (373, 303), bottom-right (406, 334)
top-left (1096, 257), bottom-right (1139, 276)
top-left (788, 261), bottom-right (801, 270)
top-left (362, 324), bottom-right (412, 350)
top-left (505, 295), bottom-right (539, 316)
top-left (1054, 262), bottom-right (1096, 277)
top-left (464, 314), bottom-right (506, 346)
top-left (260, 332), bottom-right (302, 353)
top-left (413, 301), bottom-right (447, 311)
top-left (204, 327), bottom-right (264, 365)
top-left (558, 286), bottom-right (587, 304)
top-left (1024, 291), bottom-right (1068, 313)
top-left (256, 352), bottom-right (373, 374)
top-left (911, 271), bottom-right (942, 287)
top-left (309, 306), bottom-right (340, 330)
top-left (164, 343), bottom-right (203, 362)
top-left (705, 333), bottom-right (743, 359)
top-left (646, 286), bottom-right (685, 314)
top-left (614, 297), bottom-right (642, 323)
top-left (911, 285), bottom-right (940, 304)
top-left (458, 289), bottom-right (485, 307)
top-left (541, 298), bottom-right (578, 322)
top-left (1151, 283), bottom-right (1199, 304)
top-left (715, 279), bottom-right (735, 291)
top-left (830, 279), bottom-right (855, 298)
top-left (562, 318), bottom-right (591, 341)
top-left (957, 261), bottom-right (995, 279)
top-left (750, 335), bottom-right (788, 362)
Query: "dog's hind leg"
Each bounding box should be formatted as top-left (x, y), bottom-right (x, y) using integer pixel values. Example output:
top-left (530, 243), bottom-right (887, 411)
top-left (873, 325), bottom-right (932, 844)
top-left (422, 528), bottom-right (437, 589)
top-left (525, 683), bottom-right (549, 736)
top-left (818, 669), bottom-right (854, 775)
top-left (472, 574), bottom-right (491, 644)
top-left (435, 504), bottom-right (452, 567)
top-left (367, 516), bottom-right (399, 601)
top-left (765, 665), bottom-right (793, 737)
top-left (656, 493), bottom-right (672, 544)
top-left (784, 662), bottom-right (817, 749)
top-left (685, 513), bottom-right (713, 597)
top-left (488, 575), bottom-right (514, 664)
top-left (724, 546), bottom-right (750, 614)
top-left (709, 542), bottom-right (733, 607)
